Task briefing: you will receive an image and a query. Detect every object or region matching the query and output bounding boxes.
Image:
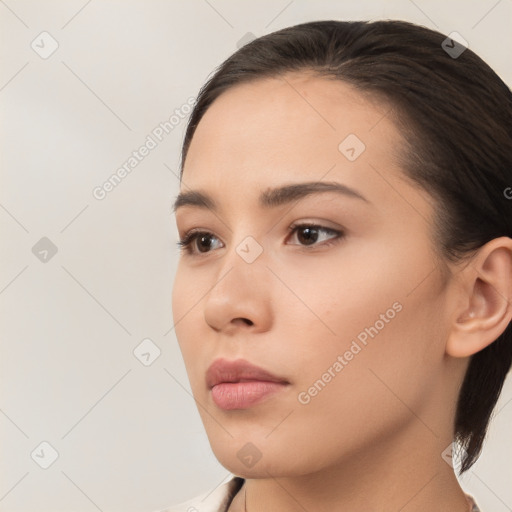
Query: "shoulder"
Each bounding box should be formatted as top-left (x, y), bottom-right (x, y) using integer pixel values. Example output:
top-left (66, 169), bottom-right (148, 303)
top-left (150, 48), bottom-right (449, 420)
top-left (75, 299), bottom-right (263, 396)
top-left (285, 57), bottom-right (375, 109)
top-left (153, 475), bottom-right (245, 512)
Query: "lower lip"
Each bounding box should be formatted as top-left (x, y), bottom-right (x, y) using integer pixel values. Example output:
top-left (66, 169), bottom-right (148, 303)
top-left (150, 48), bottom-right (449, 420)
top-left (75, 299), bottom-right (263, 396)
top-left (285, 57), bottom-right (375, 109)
top-left (211, 381), bottom-right (288, 410)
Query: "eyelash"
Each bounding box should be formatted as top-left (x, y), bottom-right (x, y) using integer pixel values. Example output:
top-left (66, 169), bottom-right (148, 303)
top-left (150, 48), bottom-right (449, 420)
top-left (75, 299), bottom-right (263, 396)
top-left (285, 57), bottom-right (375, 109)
top-left (176, 223), bottom-right (344, 256)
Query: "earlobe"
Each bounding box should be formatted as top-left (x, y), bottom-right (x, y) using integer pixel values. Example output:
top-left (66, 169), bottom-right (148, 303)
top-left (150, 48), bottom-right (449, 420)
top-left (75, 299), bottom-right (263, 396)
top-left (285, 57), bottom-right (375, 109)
top-left (446, 237), bottom-right (512, 359)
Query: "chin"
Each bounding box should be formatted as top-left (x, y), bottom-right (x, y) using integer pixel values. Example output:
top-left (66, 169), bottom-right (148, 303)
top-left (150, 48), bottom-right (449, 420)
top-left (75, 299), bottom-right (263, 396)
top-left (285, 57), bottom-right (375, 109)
top-left (209, 436), bottom-right (314, 479)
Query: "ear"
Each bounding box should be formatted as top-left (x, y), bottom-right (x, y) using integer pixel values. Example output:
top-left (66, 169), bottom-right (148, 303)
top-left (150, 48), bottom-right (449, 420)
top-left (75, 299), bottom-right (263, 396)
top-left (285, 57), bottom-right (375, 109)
top-left (446, 236), bottom-right (512, 358)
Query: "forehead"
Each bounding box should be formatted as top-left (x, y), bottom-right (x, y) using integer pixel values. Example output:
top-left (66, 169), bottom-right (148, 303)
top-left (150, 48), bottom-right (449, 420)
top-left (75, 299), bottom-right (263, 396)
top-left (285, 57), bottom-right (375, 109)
top-left (184, 73), bottom-right (400, 181)
top-left (182, 73), bottom-right (407, 206)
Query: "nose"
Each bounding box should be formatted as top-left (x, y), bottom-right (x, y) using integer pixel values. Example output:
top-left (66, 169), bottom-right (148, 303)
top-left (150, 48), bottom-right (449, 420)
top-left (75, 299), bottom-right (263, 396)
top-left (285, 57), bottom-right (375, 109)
top-left (203, 245), bottom-right (274, 335)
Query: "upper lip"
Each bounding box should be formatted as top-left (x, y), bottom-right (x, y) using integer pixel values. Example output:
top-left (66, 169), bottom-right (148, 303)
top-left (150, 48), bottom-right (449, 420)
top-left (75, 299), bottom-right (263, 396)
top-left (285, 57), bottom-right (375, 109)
top-left (206, 358), bottom-right (289, 389)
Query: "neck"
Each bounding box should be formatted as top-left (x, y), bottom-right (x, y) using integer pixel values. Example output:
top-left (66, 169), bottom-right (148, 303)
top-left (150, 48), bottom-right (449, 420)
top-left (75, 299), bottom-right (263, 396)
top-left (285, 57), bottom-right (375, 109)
top-left (233, 424), bottom-right (470, 512)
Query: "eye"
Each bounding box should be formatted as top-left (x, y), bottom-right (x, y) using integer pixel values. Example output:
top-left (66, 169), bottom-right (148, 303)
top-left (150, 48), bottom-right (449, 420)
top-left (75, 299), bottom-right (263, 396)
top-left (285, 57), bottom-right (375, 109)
top-left (176, 223), bottom-right (343, 256)
top-left (177, 230), bottom-right (223, 255)
top-left (287, 223), bottom-right (343, 247)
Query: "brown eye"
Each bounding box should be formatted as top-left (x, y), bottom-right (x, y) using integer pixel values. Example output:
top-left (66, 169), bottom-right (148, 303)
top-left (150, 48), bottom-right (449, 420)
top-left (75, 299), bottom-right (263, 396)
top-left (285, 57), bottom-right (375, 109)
top-left (196, 233), bottom-right (216, 252)
top-left (177, 231), bottom-right (223, 255)
top-left (288, 224), bottom-right (342, 247)
top-left (296, 226), bottom-right (320, 245)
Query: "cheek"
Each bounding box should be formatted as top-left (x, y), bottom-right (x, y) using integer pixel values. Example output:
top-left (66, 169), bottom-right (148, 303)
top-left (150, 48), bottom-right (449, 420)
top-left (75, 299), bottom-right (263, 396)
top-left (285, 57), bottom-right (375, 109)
top-left (268, 298), bottom-right (444, 473)
top-left (279, 242), bottom-right (446, 403)
top-left (171, 261), bottom-right (194, 319)
top-left (171, 264), bottom-right (205, 379)
top-left (274, 249), bottom-right (407, 350)
top-left (172, 261), bottom-right (210, 331)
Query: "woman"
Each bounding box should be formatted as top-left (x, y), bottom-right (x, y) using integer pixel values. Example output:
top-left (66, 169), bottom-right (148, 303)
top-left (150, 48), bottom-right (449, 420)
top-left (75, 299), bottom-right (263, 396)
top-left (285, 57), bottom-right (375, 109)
top-left (163, 19), bottom-right (512, 512)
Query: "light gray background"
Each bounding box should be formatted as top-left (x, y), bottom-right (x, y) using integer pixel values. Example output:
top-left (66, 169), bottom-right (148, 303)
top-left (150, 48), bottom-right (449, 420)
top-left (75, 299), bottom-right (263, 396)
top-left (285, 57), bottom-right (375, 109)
top-left (1, 1), bottom-right (511, 511)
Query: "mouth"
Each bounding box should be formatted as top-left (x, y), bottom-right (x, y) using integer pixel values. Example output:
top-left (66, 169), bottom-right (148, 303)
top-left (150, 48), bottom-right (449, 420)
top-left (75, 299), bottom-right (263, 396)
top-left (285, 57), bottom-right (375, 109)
top-left (206, 358), bottom-right (290, 410)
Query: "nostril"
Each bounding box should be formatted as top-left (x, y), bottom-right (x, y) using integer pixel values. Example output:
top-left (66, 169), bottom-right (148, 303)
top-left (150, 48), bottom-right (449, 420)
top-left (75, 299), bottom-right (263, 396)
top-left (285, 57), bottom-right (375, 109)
top-left (233, 317), bottom-right (254, 326)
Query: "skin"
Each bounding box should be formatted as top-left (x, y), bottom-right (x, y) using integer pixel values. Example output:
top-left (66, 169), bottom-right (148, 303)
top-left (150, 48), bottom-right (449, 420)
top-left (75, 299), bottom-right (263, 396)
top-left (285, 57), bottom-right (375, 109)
top-left (172, 73), bottom-right (512, 512)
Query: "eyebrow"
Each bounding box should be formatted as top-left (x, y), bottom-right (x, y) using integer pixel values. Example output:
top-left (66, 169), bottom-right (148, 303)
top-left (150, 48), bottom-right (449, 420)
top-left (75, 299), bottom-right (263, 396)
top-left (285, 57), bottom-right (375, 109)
top-left (172, 181), bottom-right (369, 213)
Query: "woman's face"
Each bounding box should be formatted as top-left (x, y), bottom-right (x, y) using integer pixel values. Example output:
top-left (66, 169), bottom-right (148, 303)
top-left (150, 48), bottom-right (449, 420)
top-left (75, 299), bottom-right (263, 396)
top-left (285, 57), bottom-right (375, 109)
top-left (172, 73), bottom-right (459, 477)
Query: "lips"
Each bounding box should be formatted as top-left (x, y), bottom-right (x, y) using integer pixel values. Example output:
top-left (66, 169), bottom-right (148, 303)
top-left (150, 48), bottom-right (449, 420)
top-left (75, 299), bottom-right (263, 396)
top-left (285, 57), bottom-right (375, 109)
top-left (206, 358), bottom-right (290, 410)
top-left (206, 358), bottom-right (288, 389)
